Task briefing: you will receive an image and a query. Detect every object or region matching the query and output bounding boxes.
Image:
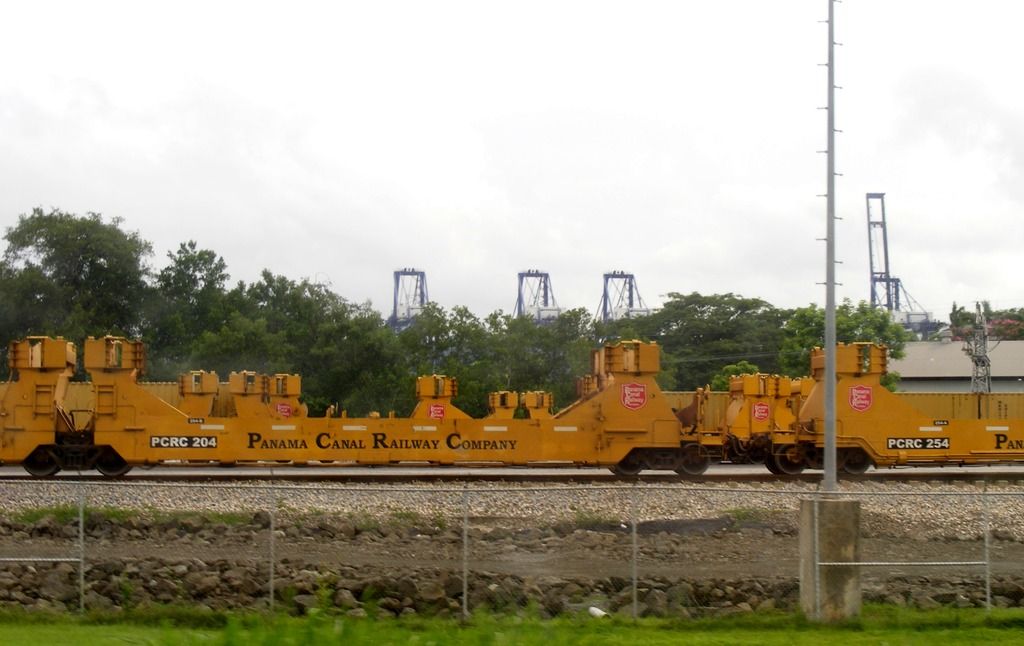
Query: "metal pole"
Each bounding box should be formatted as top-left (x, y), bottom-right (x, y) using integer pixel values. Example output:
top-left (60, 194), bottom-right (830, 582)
top-left (823, 0), bottom-right (839, 493)
top-left (462, 486), bottom-right (469, 621)
top-left (983, 482), bottom-right (991, 612)
top-left (813, 495), bottom-right (822, 620)
top-left (631, 483), bottom-right (638, 621)
top-left (77, 482), bottom-right (85, 613)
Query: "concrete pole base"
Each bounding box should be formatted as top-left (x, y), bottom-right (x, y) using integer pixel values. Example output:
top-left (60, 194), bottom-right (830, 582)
top-left (800, 498), bottom-right (861, 621)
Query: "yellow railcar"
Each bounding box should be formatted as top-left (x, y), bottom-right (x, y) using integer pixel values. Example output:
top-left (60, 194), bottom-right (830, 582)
top-left (6, 335), bottom-right (1024, 478)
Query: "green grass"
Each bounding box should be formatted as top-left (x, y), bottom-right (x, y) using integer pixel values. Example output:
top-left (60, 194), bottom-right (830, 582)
top-left (569, 509), bottom-right (620, 530)
top-left (4, 605), bottom-right (1024, 645)
top-left (11, 505), bottom-right (83, 524)
top-left (721, 506), bottom-right (788, 525)
top-left (8, 506), bottom-right (251, 526)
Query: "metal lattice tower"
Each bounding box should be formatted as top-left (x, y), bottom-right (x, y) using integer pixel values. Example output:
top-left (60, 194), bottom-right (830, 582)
top-left (866, 193), bottom-right (902, 312)
top-left (388, 268), bottom-right (428, 331)
top-left (513, 270), bottom-right (562, 323)
top-left (598, 271), bottom-right (650, 323)
top-left (964, 302), bottom-right (992, 393)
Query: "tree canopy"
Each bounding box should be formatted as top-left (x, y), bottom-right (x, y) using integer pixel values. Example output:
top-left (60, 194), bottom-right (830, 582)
top-left (0, 208), bottom-right (152, 342)
top-left (779, 299), bottom-right (912, 389)
top-left (600, 292), bottom-right (789, 389)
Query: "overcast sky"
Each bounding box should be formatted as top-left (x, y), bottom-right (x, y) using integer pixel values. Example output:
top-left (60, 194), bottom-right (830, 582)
top-left (2, 1), bottom-right (1022, 323)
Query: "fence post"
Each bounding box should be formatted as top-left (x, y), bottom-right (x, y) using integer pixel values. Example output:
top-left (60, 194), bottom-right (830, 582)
top-left (631, 482), bottom-right (638, 621)
top-left (268, 487), bottom-right (277, 613)
top-left (813, 494), bottom-right (821, 620)
top-left (77, 481), bottom-right (85, 614)
top-left (983, 481), bottom-right (991, 613)
top-left (461, 485), bottom-right (469, 621)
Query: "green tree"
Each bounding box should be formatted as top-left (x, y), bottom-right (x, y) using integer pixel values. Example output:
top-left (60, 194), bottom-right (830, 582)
top-left (778, 299), bottom-right (912, 384)
top-left (395, 304), bottom-right (503, 417)
top-left (600, 292), bottom-right (788, 390)
top-left (487, 307), bottom-right (595, 411)
top-left (146, 241), bottom-right (231, 378)
top-left (947, 301), bottom-right (979, 340)
top-left (710, 360), bottom-right (760, 391)
top-left (190, 271), bottom-right (407, 416)
top-left (0, 208), bottom-right (153, 341)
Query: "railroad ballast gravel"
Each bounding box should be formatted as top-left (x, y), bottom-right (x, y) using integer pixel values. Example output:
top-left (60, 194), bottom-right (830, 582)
top-left (0, 477), bottom-right (1020, 541)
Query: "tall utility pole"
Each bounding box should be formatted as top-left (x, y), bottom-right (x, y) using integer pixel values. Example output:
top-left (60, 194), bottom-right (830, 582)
top-left (823, 0), bottom-right (838, 492)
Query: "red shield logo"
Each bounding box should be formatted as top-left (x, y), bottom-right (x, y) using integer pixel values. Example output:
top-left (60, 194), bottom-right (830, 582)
top-left (620, 383), bottom-right (648, 410)
top-left (848, 385), bottom-right (873, 412)
top-left (752, 401), bottom-right (770, 422)
top-left (276, 402), bottom-right (292, 418)
top-left (428, 404), bottom-right (445, 420)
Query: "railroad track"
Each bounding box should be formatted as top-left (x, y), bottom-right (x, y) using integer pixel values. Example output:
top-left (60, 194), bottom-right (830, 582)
top-left (3, 465), bottom-right (1024, 485)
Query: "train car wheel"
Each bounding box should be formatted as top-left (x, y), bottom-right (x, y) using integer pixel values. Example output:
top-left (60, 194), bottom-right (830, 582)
top-left (803, 446), bottom-right (824, 470)
top-left (609, 452), bottom-right (643, 476)
top-left (675, 445), bottom-right (710, 476)
top-left (95, 448), bottom-right (132, 477)
top-left (840, 448), bottom-right (872, 475)
top-left (23, 446), bottom-right (61, 477)
top-left (769, 445), bottom-right (805, 475)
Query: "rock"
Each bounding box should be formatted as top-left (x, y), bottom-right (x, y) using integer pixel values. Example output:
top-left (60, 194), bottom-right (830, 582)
top-left (885, 594), bottom-right (907, 607)
top-left (148, 577), bottom-right (179, 601)
top-left (643, 589), bottom-right (668, 617)
top-left (486, 528), bottom-right (513, 541)
top-left (541, 590), bottom-right (566, 615)
top-left (417, 580), bottom-right (447, 603)
top-left (32, 515), bottom-right (61, 537)
top-left (561, 582), bottom-right (584, 600)
top-left (992, 581), bottom-right (1024, 601)
top-left (334, 588), bottom-right (361, 609)
top-left (612, 587), bottom-right (635, 609)
top-left (667, 582), bottom-right (695, 603)
top-left (293, 594), bottom-right (319, 614)
top-left (40, 571), bottom-right (78, 603)
top-left (189, 574), bottom-right (220, 597)
top-left (346, 607), bottom-right (368, 618)
top-left (444, 575), bottom-right (464, 598)
top-left (336, 520), bottom-right (357, 538)
top-left (84, 589), bottom-right (114, 611)
top-left (617, 601), bottom-right (645, 618)
top-left (289, 570), bottom-right (320, 595)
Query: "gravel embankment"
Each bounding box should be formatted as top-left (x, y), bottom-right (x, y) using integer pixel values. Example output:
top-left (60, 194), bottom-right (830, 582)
top-left (1, 478), bottom-right (1023, 541)
top-left (3, 478), bottom-right (1024, 615)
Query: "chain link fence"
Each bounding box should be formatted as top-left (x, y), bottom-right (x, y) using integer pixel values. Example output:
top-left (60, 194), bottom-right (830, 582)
top-left (0, 479), bottom-right (1022, 617)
